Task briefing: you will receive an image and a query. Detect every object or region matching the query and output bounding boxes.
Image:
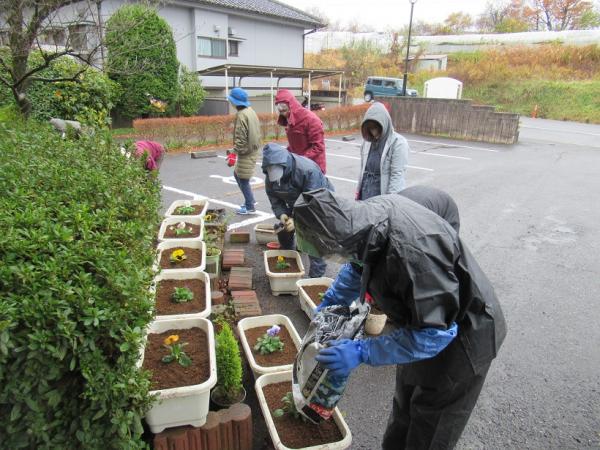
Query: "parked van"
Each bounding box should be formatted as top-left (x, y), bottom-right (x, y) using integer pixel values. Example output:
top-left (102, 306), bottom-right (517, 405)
top-left (363, 76), bottom-right (418, 102)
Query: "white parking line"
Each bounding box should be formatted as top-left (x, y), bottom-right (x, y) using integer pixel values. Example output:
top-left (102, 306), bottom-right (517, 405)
top-left (328, 175), bottom-right (357, 184)
top-left (414, 152), bottom-right (471, 160)
top-left (327, 137), bottom-right (499, 153)
top-left (163, 185), bottom-right (275, 230)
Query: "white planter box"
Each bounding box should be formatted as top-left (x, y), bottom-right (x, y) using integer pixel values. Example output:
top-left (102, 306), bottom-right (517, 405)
top-left (152, 269), bottom-right (211, 321)
top-left (264, 250), bottom-right (305, 296)
top-left (237, 314), bottom-right (302, 378)
top-left (158, 217), bottom-right (204, 243)
top-left (255, 371), bottom-right (352, 450)
top-left (254, 223), bottom-right (277, 245)
top-left (165, 199), bottom-right (209, 219)
top-left (140, 317), bottom-right (217, 433)
top-left (155, 239), bottom-right (206, 273)
top-left (296, 277), bottom-right (334, 319)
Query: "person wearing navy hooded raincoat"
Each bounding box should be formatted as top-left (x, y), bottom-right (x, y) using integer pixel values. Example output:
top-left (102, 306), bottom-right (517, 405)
top-left (262, 143), bottom-right (334, 278)
top-left (293, 188), bottom-right (506, 450)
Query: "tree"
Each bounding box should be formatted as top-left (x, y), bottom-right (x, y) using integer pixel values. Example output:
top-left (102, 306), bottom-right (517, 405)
top-left (105, 5), bottom-right (178, 120)
top-left (0, 0), bottom-right (104, 117)
top-left (172, 66), bottom-right (206, 117)
top-left (526, 0), bottom-right (598, 30)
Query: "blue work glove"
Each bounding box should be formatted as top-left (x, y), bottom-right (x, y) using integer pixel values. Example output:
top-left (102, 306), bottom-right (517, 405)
top-left (316, 263), bottom-right (362, 313)
top-left (315, 339), bottom-right (365, 378)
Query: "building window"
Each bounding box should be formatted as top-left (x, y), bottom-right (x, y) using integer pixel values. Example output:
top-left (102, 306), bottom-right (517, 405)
top-left (228, 40), bottom-right (239, 57)
top-left (68, 24), bottom-right (94, 51)
top-left (40, 28), bottom-right (67, 47)
top-left (197, 37), bottom-right (226, 58)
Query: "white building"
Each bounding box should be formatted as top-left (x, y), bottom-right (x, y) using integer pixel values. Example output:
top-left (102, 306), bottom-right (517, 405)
top-left (1, 0), bottom-right (324, 92)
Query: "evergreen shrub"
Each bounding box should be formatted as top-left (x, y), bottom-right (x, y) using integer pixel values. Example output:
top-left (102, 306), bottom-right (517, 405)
top-left (0, 119), bottom-right (161, 448)
top-left (105, 4), bottom-right (179, 120)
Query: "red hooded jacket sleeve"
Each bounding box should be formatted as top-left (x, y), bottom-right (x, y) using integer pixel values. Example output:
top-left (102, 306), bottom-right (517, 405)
top-left (275, 89), bottom-right (326, 173)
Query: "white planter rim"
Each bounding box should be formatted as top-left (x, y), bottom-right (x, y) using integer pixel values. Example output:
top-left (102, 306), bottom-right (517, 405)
top-left (155, 239), bottom-right (206, 273)
top-left (237, 314), bottom-right (302, 376)
top-left (264, 250), bottom-right (305, 278)
top-left (158, 217), bottom-right (205, 243)
top-left (165, 199), bottom-right (209, 219)
top-left (255, 370), bottom-right (352, 450)
top-left (152, 269), bottom-right (211, 320)
top-left (296, 277), bottom-right (334, 319)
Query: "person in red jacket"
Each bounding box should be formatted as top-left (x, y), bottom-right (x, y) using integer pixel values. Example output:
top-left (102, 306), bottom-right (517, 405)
top-left (275, 89), bottom-right (326, 173)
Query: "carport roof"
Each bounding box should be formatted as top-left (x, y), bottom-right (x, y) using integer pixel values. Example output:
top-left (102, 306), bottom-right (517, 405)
top-left (197, 64), bottom-right (344, 80)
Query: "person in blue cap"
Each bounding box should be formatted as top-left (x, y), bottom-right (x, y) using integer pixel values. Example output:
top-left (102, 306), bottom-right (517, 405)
top-left (226, 87), bottom-right (262, 215)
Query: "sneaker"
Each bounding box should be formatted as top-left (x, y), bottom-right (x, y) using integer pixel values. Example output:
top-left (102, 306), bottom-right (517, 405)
top-left (240, 202), bottom-right (258, 208)
top-left (236, 206), bottom-right (256, 215)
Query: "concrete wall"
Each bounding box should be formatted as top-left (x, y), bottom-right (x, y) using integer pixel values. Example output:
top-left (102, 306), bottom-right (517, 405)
top-left (386, 97), bottom-right (520, 144)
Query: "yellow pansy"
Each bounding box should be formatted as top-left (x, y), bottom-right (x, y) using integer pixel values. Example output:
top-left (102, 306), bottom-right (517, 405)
top-left (163, 335), bottom-right (179, 346)
top-left (170, 249), bottom-right (186, 262)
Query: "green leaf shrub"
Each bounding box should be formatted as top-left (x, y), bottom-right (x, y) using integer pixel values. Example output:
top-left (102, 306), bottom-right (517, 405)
top-left (0, 119), bottom-right (161, 448)
top-left (0, 49), bottom-right (118, 128)
top-left (215, 322), bottom-right (243, 399)
top-left (173, 67), bottom-right (206, 117)
top-left (105, 4), bottom-right (179, 120)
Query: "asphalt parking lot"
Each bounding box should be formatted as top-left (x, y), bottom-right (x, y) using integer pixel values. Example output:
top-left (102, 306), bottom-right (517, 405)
top-left (158, 117), bottom-right (600, 449)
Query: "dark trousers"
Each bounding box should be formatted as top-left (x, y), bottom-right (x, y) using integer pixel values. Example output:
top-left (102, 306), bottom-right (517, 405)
top-left (277, 228), bottom-right (327, 278)
top-left (381, 360), bottom-right (491, 450)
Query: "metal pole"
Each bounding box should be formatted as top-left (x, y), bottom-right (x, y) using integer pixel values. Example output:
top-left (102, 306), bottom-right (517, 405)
top-left (338, 73), bottom-right (342, 105)
top-left (224, 67), bottom-right (229, 99)
top-left (270, 71), bottom-right (274, 114)
top-left (308, 72), bottom-right (312, 109)
top-left (403, 0), bottom-right (416, 97)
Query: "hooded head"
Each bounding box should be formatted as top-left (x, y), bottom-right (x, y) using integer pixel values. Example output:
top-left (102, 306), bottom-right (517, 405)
top-left (361, 102), bottom-right (394, 143)
top-left (293, 188), bottom-right (389, 264)
top-left (275, 89), bottom-right (303, 127)
top-left (261, 143), bottom-right (292, 182)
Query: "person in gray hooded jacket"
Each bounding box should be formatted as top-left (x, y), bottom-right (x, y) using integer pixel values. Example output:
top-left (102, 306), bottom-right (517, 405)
top-left (357, 102), bottom-right (409, 200)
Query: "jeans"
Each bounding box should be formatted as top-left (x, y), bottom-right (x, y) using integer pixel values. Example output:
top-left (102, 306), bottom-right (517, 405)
top-left (234, 172), bottom-right (255, 210)
top-left (277, 228), bottom-right (327, 278)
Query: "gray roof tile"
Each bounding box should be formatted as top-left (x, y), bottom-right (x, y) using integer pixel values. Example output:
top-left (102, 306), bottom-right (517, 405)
top-left (194, 0), bottom-right (324, 27)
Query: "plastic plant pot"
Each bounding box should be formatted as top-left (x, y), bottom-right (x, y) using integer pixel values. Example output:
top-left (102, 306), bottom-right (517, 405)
top-left (151, 269), bottom-right (211, 321)
top-left (254, 223), bottom-right (277, 245)
top-left (266, 241), bottom-right (281, 250)
top-left (139, 317), bottom-right (217, 433)
top-left (155, 239), bottom-right (206, 273)
top-left (255, 370), bottom-right (352, 450)
top-left (165, 199), bottom-right (209, 219)
top-left (237, 314), bottom-right (302, 378)
top-left (263, 250), bottom-right (305, 296)
top-left (158, 216), bottom-right (204, 242)
top-left (296, 277), bottom-right (334, 319)
top-left (365, 308), bottom-right (388, 335)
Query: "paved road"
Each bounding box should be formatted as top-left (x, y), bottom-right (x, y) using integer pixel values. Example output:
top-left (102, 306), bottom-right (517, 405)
top-left (158, 118), bottom-right (600, 449)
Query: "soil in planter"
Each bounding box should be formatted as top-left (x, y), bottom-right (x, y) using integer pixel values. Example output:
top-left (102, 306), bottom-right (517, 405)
top-left (267, 257), bottom-right (301, 274)
top-left (245, 326), bottom-right (296, 367)
top-left (159, 247), bottom-right (203, 269)
top-left (163, 222), bottom-right (202, 239)
top-left (263, 381), bottom-right (343, 448)
top-left (302, 285), bottom-right (329, 307)
top-left (174, 205), bottom-right (204, 215)
top-left (155, 279), bottom-right (206, 315)
top-left (142, 328), bottom-right (210, 391)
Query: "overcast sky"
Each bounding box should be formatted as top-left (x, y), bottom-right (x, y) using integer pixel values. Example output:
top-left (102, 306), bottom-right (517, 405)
top-left (279, 0), bottom-right (492, 30)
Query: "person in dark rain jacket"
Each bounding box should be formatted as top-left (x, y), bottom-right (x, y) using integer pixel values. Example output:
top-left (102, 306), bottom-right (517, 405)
top-left (262, 143), bottom-right (333, 278)
top-left (293, 188), bottom-right (506, 450)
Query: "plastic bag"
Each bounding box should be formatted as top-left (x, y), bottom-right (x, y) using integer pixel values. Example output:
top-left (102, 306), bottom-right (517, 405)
top-left (292, 302), bottom-right (370, 423)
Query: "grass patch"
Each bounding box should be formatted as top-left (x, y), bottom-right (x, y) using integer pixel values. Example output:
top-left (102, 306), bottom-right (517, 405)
top-left (463, 79), bottom-right (600, 123)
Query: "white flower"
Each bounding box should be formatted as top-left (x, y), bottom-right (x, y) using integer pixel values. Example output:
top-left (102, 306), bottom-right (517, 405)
top-left (177, 221), bottom-right (186, 229)
top-left (183, 200), bottom-right (191, 207)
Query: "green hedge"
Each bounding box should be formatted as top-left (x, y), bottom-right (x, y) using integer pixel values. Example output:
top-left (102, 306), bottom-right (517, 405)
top-left (0, 117), bottom-right (161, 448)
top-left (0, 50), bottom-right (118, 128)
top-left (105, 4), bottom-right (179, 120)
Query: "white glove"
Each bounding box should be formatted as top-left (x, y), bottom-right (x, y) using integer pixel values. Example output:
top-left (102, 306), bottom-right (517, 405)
top-left (284, 217), bottom-right (295, 232)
